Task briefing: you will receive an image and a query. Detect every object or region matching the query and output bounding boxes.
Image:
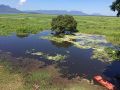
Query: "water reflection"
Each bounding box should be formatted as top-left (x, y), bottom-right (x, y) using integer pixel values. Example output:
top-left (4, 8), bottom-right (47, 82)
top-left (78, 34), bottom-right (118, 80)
top-left (16, 33), bottom-right (30, 38)
top-left (50, 41), bottom-right (73, 48)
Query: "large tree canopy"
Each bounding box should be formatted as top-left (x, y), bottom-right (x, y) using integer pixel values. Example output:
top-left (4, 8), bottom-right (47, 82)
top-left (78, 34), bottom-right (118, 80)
top-left (51, 15), bottom-right (77, 35)
top-left (110, 0), bottom-right (120, 17)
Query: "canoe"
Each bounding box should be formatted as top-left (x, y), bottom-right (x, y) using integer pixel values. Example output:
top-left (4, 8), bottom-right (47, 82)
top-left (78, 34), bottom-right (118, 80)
top-left (94, 75), bottom-right (115, 90)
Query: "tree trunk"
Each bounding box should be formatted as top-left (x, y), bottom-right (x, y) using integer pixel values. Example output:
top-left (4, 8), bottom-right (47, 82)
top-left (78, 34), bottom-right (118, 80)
top-left (117, 11), bottom-right (120, 17)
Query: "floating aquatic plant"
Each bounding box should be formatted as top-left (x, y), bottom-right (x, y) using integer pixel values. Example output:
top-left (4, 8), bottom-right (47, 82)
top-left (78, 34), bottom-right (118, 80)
top-left (41, 33), bottom-right (112, 50)
top-left (41, 32), bottom-right (120, 62)
top-left (45, 54), bottom-right (67, 61)
top-left (92, 47), bottom-right (120, 62)
top-left (105, 47), bottom-right (120, 61)
top-left (31, 52), bottom-right (44, 56)
top-left (30, 51), bottom-right (67, 61)
top-left (91, 48), bottom-right (111, 62)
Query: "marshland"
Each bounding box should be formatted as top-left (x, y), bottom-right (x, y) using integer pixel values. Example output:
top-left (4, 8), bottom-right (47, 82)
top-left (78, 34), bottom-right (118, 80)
top-left (0, 14), bottom-right (120, 90)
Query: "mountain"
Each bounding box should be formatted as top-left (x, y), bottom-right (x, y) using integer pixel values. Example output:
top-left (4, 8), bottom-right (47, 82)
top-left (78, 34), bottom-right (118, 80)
top-left (0, 5), bottom-right (22, 14)
top-left (0, 4), bottom-right (104, 16)
top-left (25, 10), bottom-right (88, 16)
top-left (0, 5), bottom-right (87, 15)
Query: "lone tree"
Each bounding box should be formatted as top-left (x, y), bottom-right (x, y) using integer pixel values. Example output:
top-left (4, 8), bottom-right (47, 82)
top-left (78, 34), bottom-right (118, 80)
top-left (51, 15), bottom-right (77, 35)
top-left (110, 0), bottom-right (120, 17)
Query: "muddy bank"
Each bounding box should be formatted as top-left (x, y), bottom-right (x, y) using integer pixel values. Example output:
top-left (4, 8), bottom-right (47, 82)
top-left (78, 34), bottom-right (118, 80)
top-left (0, 51), bottom-right (106, 90)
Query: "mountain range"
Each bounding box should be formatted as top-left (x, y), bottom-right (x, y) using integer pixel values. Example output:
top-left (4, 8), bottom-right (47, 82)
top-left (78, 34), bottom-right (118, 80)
top-left (25, 10), bottom-right (88, 15)
top-left (0, 5), bottom-right (22, 14)
top-left (0, 4), bottom-right (102, 16)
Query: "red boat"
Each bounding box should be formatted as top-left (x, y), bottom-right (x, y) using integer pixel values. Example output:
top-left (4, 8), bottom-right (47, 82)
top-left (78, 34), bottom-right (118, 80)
top-left (94, 75), bottom-right (115, 90)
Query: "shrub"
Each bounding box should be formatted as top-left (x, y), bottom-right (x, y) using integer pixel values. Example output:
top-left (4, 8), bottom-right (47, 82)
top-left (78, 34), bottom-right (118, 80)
top-left (51, 15), bottom-right (77, 35)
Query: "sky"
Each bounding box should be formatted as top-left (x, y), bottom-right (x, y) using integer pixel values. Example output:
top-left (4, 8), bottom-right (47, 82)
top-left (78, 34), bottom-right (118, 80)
top-left (0, 0), bottom-right (116, 16)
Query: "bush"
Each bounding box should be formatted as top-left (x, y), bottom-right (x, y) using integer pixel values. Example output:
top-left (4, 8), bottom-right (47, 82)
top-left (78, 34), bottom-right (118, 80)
top-left (51, 15), bottom-right (77, 35)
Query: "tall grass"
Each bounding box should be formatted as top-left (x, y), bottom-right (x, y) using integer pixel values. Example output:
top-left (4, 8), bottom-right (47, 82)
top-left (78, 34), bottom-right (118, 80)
top-left (74, 16), bottom-right (120, 45)
top-left (0, 14), bottom-right (120, 45)
top-left (0, 14), bottom-right (52, 36)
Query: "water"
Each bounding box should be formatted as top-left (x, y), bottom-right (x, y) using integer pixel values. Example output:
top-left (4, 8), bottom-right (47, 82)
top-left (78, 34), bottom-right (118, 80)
top-left (0, 30), bottom-right (120, 85)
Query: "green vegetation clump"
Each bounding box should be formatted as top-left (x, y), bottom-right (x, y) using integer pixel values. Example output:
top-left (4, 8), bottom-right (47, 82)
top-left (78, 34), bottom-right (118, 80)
top-left (92, 49), bottom-right (112, 62)
top-left (92, 47), bottom-right (120, 62)
top-left (45, 54), bottom-right (67, 61)
top-left (51, 15), bottom-right (77, 35)
top-left (105, 47), bottom-right (120, 60)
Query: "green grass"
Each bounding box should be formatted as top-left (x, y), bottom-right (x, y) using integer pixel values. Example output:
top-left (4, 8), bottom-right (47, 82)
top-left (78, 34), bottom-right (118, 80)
top-left (25, 71), bottom-right (52, 90)
top-left (0, 14), bottom-right (120, 45)
top-left (0, 14), bottom-right (53, 36)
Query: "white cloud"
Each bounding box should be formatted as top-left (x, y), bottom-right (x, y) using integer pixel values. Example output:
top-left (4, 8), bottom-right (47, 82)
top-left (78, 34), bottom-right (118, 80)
top-left (19, 0), bottom-right (27, 5)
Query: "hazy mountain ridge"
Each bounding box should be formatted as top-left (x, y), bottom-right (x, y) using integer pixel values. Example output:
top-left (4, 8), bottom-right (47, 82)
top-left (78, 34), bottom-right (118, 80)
top-left (0, 4), bottom-right (103, 16)
top-left (25, 10), bottom-right (88, 15)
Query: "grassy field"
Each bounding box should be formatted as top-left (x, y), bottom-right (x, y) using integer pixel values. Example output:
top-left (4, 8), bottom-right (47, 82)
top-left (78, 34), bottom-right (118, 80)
top-left (0, 14), bottom-right (53, 36)
top-left (75, 16), bottom-right (120, 45)
top-left (0, 14), bottom-right (120, 45)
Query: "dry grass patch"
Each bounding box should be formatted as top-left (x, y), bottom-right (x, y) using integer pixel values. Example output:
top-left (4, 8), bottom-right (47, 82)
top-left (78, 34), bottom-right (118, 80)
top-left (0, 66), bottom-right (24, 90)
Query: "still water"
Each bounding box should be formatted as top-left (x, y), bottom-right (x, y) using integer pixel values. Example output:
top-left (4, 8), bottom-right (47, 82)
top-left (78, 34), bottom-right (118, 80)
top-left (0, 30), bottom-right (120, 86)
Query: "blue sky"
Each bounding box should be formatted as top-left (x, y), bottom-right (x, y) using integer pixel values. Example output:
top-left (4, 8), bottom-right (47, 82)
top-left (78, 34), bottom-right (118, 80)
top-left (0, 0), bottom-right (116, 16)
